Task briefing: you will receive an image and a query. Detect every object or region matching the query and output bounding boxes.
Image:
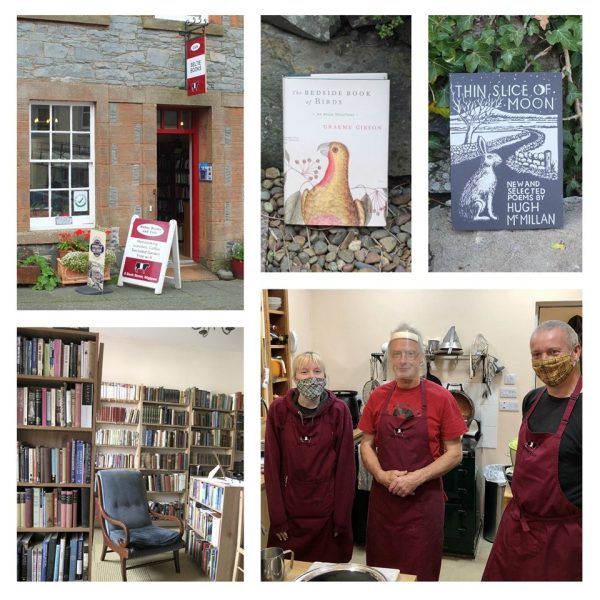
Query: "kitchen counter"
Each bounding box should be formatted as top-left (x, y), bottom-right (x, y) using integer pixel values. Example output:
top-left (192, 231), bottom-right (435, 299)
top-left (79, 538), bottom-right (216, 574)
top-left (503, 483), bottom-right (513, 513)
top-left (285, 560), bottom-right (417, 581)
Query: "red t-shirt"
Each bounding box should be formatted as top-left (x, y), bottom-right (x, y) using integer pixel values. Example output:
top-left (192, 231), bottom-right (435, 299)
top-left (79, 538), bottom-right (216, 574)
top-left (358, 379), bottom-right (467, 459)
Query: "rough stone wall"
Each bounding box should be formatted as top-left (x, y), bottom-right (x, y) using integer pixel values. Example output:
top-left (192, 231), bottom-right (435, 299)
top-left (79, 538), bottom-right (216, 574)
top-left (17, 15), bottom-right (243, 93)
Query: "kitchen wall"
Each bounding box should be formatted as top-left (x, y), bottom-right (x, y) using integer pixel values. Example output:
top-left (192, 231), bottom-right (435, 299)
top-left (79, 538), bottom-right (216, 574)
top-left (287, 289), bottom-right (581, 465)
top-left (97, 328), bottom-right (244, 393)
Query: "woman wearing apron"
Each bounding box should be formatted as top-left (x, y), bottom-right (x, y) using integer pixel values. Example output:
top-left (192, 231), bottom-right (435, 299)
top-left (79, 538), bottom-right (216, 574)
top-left (264, 351), bottom-right (355, 563)
top-left (359, 325), bottom-right (466, 581)
top-left (483, 320), bottom-right (582, 581)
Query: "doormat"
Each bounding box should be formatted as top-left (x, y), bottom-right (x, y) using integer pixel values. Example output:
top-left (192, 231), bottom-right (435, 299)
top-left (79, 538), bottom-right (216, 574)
top-left (166, 264), bottom-right (218, 282)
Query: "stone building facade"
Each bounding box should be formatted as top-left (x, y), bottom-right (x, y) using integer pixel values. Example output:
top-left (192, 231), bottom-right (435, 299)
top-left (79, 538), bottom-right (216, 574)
top-left (17, 15), bottom-right (243, 270)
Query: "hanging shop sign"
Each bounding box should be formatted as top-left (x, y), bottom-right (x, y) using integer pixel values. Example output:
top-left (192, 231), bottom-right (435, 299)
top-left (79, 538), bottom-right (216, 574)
top-left (186, 35), bottom-right (207, 96)
top-left (87, 229), bottom-right (107, 292)
top-left (118, 216), bottom-right (181, 294)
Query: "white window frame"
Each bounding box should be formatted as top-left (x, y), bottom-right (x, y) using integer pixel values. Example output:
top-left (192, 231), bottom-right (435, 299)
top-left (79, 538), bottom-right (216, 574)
top-left (29, 101), bottom-right (95, 231)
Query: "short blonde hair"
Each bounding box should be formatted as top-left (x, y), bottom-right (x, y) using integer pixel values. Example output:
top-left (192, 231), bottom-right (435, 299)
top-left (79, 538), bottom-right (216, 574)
top-left (292, 351), bottom-right (326, 380)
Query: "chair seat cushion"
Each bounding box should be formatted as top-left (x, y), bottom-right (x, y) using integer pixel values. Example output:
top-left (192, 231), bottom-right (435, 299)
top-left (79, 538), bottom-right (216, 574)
top-left (110, 524), bottom-right (182, 549)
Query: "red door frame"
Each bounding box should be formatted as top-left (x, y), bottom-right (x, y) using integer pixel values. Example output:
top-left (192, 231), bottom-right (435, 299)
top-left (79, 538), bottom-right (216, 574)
top-left (157, 108), bottom-right (200, 262)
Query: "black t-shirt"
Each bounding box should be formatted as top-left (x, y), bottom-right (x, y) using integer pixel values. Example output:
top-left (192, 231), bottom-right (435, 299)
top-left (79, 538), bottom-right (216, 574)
top-left (522, 387), bottom-right (582, 507)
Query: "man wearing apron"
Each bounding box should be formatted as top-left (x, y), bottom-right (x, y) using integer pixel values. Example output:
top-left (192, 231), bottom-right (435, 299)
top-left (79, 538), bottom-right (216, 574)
top-left (483, 320), bottom-right (582, 581)
top-left (359, 325), bottom-right (467, 581)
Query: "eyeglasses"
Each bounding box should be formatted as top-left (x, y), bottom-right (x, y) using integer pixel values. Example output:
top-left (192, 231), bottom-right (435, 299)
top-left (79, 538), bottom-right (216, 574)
top-left (391, 351), bottom-right (420, 360)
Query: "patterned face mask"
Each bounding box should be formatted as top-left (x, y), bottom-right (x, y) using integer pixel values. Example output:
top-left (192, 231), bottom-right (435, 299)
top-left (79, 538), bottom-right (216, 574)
top-left (532, 354), bottom-right (575, 387)
top-left (296, 377), bottom-right (326, 401)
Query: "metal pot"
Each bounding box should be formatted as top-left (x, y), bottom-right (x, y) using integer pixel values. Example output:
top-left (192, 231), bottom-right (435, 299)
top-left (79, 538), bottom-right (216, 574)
top-left (261, 547), bottom-right (294, 581)
top-left (446, 383), bottom-right (475, 425)
top-left (295, 563), bottom-right (388, 582)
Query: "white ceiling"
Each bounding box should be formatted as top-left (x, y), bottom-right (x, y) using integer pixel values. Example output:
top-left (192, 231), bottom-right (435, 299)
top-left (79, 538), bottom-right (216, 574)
top-left (96, 327), bottom-right (243, 352)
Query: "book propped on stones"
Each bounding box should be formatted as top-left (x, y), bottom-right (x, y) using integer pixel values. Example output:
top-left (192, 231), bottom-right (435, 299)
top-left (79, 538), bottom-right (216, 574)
top-left (449, 72), bottom-right (563, 230)
top-left (283, 73), bottom-right (390, 227)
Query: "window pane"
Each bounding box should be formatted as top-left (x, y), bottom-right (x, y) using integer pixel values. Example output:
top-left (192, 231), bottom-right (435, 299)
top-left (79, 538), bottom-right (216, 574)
top-left (52, 133), bottom-right (71, 159)
top-left (71, 163), bottom-right (89, 187)
top-left (51, 190), bottom-right (70, 216)
top-left (31, 105), bottom-right (50, 131)
top-left (31, 133), bottom-right (49, 159)
top-left (72, 190), bottom-right (90, 215)
top-left (30, 163), bottom-right (49, 189)
top-left (72, 106), bottom-right (90, 131)
top-left (72, 134), bottom-right (90, 159)
top-left (163, 110), bottom-right (177, 129)
top-left (51, 163), bottom-right (69, 188)
top-left (180, 110), bottom-right (191, 128)
top-left (52, 105), bottom-right (70, 131)
top-left (30, 191), bottom-right (49, 217)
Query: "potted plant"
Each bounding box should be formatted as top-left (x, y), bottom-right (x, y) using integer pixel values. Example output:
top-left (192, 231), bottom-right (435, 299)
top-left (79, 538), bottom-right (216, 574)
top-left (230, 241), bottom-right (244, 279)
top-left (57, 228), bottom-right (111, 258)
top-left (17, 255), bottom-right (60, 290)
top-left (57, 250), bottom-right (116, 285)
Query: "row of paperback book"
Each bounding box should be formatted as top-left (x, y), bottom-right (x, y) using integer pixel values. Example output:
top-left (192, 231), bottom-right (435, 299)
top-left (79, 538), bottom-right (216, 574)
top-left (190, 451), bottom-right (231, 467)
top-left (140, 451), bottom-right (188, 470)
top-left (95, 452), bottom-right (136, 469)
top-left (142, 404), bottom-right (189, 426)
top-left (189, 390), bottom-right (241, 411)
top-left (143, 472), bottom-right (187, 492)
top-left (141, 428), bottom-right (188, 448)
top-left (187, 499), bottom-right (221, 544)
top-left (17, 336), bottom-right (93, 379)
top-left (190, 479), bottom-right (225, 512)
top-left (191, 429), bottom-right (232, 449)
top-left (192, 410), bottom-right (234, 428)
top-left (100, 381), bottom-right (138, 402)
top-left (17, 440), bottom-right (92, 484)
top-left (95, 428), bottom-right (139, 447)
top-left (186, 529), bottom-right (218, 581)
top-left (17, 384), bottom-right (93, 428)
top-left (96, 405), bottom-right (139, 424)
top-left (17, 487), bottom-right (90, 529)
top-left (17, 532), bottom-right (88, 581)
top-left (139, 386), bottom-right (186, 405)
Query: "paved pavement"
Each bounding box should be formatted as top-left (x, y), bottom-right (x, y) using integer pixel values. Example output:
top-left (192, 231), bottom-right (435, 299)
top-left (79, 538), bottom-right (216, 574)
top-left (17, 279), bottom-right (243, 310)
top-left (429, 197), bottom-right (582, 272)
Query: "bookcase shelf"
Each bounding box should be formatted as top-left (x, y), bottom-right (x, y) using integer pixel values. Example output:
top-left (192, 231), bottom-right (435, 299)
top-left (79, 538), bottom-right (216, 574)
top-left (186, 476), bottom-right (243, 581)
top-left (17, 327), bottom-right (101, 582)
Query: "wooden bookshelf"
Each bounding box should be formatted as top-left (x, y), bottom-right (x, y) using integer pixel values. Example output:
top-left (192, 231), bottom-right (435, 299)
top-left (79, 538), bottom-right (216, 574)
top-left (16, 327), bottom-right (102, 582)
top-left (186, 476), bottom-right (243, 581)
top-left (261, 290), bottom-right (293, 416)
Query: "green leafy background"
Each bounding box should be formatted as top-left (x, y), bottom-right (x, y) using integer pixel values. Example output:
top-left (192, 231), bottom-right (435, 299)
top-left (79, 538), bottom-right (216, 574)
top-left (429, 15), bottom-right (582, 196)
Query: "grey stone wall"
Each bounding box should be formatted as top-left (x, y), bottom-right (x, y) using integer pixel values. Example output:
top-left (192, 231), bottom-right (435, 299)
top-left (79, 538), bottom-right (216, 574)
top-left (17, 16), bottom-right (243, 92)
top-left (261, 16), bottom-right (411, 176)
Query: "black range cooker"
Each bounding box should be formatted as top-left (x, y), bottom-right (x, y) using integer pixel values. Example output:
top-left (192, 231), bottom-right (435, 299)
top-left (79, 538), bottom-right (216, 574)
top-left (442, 431), bottom-right (483, 558)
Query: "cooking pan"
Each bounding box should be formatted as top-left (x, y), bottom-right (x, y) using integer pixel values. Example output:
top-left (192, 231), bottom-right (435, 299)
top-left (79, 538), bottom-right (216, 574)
top-left (295, 563), bottom-right (388, 581)
top-left (446, 383), bottom-right (475, 425)
top-left (426, 360), bottom-right (442, 385)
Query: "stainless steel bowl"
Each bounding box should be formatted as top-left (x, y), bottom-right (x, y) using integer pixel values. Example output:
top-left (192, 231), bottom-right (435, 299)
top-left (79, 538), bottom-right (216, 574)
top-left (295, 563), bottom-right (388, 582)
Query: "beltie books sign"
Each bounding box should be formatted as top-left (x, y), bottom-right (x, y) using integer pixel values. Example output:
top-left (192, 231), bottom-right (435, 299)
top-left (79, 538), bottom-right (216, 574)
top-left (186, 36), bottom-right (206, 95)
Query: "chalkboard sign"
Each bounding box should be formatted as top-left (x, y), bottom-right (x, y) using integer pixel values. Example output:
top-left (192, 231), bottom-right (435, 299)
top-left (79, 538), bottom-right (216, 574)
top-left (450, 72), bottom-right (562, 230)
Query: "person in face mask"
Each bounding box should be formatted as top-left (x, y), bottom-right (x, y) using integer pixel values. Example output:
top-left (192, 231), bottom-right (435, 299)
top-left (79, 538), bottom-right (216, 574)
top-left (483, 320), bottom-right (582, 581)
top-left (263, 351), bottom-right (356, 563)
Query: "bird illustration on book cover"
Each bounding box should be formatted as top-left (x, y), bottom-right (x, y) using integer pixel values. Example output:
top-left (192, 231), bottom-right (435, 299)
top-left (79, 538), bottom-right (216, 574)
top-left (283, 75), bottom-right (390, 227)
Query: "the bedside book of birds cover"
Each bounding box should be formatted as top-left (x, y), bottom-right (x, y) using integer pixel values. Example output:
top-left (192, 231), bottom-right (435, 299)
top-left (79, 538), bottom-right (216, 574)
top-left (283, 73), bottom-right (390, 227)
top-left (450, 72), bottom-right (563, 230)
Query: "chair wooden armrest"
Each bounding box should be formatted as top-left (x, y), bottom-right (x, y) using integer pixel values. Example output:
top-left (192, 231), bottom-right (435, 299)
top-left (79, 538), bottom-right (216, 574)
top-left (149, 510), bottom-right (184, 536)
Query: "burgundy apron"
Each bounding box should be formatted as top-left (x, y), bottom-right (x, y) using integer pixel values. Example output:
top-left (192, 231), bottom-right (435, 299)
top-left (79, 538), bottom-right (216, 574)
top-left (483, 377), bottom-right (582, 581)
top-left (366, 381), bottom-right (445, 581)
top-left (267, 410), bottom-right (353, 563)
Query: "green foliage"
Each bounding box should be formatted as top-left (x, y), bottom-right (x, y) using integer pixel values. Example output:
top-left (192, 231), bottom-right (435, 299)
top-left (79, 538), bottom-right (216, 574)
top-left (19, 255), bottom-right (60, 291)
top-left (230, 242), bottom-right (244, 261)
top-left (61, 250), bottom-right (116, 273)
top-left (429, 15), bottom-right (582, 196)
top-left (370, 16), bottom-right (405, 40)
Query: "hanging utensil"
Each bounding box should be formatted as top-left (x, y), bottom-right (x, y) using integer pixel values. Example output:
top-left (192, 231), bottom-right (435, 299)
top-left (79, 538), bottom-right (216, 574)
top-left (426, 359), bottom-right (442, 385)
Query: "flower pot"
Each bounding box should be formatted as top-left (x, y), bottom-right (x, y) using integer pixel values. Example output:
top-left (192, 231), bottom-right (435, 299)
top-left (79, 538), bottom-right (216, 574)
top-left (57, 249), bottom-right (70, 259)
top-left (17, 265), bottom-right (41, 285)
top-left (57, 258), bottom-right (110, 286)
top-left (231, 258), bottom-right (244, 280)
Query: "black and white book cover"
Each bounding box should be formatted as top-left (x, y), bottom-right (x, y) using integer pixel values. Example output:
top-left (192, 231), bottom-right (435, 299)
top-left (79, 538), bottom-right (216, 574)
top-left (450, 72), bottom-right (562, 230)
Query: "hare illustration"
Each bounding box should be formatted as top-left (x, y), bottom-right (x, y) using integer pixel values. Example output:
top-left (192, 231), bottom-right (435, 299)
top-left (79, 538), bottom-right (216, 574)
top-left (459, 136), bottom-right (502, 221)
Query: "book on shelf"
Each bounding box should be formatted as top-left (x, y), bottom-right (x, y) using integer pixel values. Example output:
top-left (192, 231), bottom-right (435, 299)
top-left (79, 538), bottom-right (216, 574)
top-left (17, 440), bottom-right (92, 484)
top-left (17, 336), bottom-right (93, 379)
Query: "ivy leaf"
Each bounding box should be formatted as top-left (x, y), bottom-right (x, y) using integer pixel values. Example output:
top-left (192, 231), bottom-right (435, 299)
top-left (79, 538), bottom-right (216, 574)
top-left (565, 82), bottom-right (582, 108)
top-left (456, 16), bottom-right (475, 34)
top-left (551, 242), bottom-right (567, 251)
top-left (526, 18), bottom-right (540, 35)
top-left (429, 102), bottom-right (450, 118)
top-left (534, 16), bottom-right (550, 30)
top-left (546, 26), bottom-right (580, 52)
top-left (465, 48), bottom-right (494, 72)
